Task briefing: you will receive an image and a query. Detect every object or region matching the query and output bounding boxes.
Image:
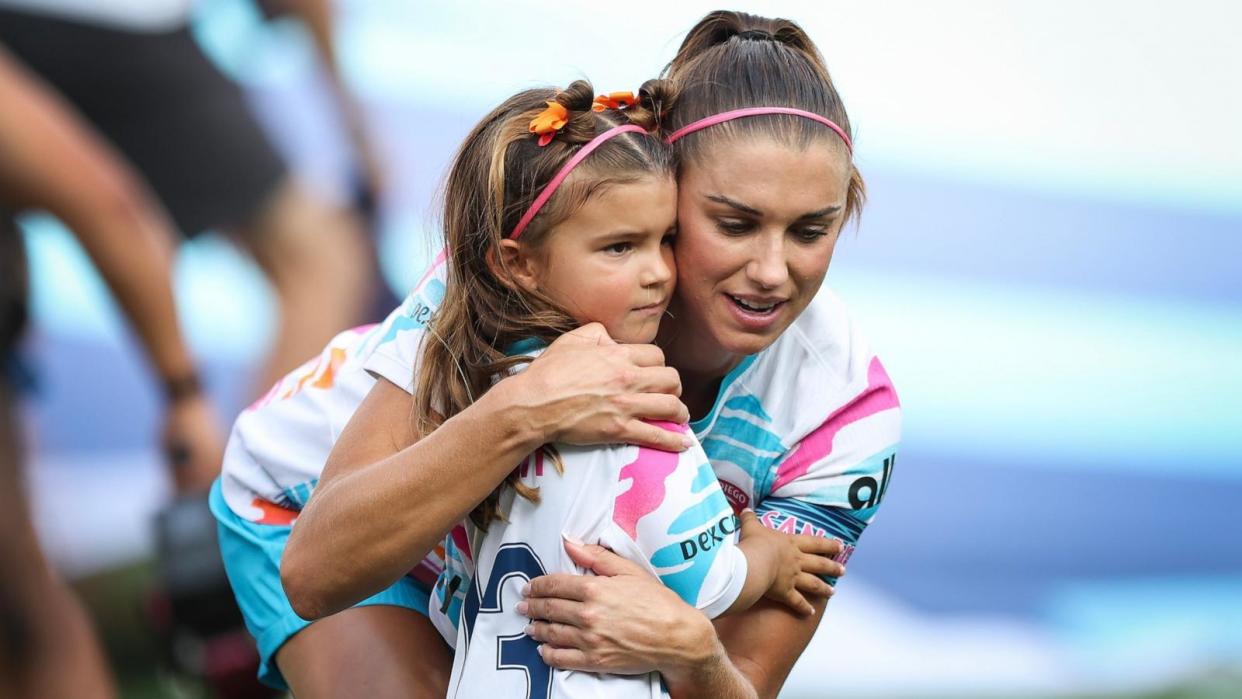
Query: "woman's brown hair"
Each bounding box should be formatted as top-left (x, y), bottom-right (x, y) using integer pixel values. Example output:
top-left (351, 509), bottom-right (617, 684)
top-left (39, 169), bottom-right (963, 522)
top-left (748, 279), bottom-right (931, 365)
top-left (660, 11), bottom-right (865, 225)
top-left (412, 79), bottom-right (673, 527)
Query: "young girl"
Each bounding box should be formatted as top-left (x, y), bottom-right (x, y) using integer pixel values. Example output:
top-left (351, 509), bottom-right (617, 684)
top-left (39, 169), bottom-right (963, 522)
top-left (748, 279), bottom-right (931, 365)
top-left (400, 80), bottom-right (828, 698)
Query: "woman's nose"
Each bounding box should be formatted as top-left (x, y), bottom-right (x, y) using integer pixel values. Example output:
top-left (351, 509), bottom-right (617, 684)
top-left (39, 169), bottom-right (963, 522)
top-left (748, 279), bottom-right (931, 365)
top-left (747, 233), bottom-right (789, 289)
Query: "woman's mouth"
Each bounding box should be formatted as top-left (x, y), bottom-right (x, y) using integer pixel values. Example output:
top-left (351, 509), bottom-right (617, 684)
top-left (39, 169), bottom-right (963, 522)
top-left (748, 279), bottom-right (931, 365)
top-left (726, 294), bottom-right (787, 328)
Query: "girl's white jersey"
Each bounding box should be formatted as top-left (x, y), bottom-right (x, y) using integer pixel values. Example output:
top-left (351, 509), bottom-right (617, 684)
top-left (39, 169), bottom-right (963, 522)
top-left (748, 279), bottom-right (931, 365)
top-left (445, 435), bottom-right (746, 699)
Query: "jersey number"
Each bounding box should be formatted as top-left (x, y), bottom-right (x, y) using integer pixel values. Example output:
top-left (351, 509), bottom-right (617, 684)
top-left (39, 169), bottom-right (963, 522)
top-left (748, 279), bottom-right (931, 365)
top-left (461, 543), bottom-right (550, 699)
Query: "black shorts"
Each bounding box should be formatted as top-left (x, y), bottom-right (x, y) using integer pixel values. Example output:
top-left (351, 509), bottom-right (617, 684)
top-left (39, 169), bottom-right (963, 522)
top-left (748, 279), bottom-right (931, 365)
top-left (0, 8), bottom-right (287, 236)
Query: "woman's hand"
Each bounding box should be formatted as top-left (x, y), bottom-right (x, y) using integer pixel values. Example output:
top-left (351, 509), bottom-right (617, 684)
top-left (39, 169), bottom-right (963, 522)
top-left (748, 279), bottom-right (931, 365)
top-left (519, 539), bottom-right (721, 677)
top-left (499, 323), bottom-right (691, 452)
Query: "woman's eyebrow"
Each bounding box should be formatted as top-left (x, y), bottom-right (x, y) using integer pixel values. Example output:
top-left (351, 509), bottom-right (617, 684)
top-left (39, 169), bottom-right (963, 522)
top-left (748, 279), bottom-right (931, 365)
top-left (706, 193), bottom-right (762, 216)
top-left (797, 205), bottom-right (842, 220)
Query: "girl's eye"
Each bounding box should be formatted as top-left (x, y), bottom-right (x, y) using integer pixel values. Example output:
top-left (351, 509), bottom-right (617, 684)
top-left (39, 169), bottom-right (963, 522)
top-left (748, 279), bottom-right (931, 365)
top-left (661, 230), bottom-right (677, 246)
top-left (717, 219), bottom-right (753, 234)
top-left (604, 242), bottom-right (633, 255)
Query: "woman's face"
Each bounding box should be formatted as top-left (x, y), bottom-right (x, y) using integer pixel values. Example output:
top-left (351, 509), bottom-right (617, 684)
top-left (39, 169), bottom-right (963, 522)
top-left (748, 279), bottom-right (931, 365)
top-left (667, 135), bottom-right (851, 369)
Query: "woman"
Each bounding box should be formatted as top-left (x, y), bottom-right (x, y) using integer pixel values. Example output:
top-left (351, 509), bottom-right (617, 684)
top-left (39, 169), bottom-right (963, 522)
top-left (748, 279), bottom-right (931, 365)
top-left (224, 10), bottom-right (900, 698)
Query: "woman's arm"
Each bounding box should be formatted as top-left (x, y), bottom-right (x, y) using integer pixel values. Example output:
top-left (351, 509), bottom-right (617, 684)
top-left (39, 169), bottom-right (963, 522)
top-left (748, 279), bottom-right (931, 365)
top-left (282, 324), bottom-right (691, 620)
top-left (522, 540), bottom-right (843, 699)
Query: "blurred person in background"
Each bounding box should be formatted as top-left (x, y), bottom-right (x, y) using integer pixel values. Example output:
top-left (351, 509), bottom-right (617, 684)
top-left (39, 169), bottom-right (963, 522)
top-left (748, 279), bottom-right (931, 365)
top-left (0, 45), bottom-right (229, 697)
top-left (0, 0), bottom-right (377, 392)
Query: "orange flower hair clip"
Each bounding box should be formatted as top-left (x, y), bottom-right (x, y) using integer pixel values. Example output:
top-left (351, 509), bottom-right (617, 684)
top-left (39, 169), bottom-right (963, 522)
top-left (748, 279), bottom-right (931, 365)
top-left (530, 101), bottom-right (569, 146)
top-left (592, 91), bottom-right (637, 112)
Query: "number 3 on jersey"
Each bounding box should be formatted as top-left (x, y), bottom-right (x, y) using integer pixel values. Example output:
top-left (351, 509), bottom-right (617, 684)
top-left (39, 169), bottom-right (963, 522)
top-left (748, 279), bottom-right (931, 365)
top-left (461, 543), bottom-right (550, 699)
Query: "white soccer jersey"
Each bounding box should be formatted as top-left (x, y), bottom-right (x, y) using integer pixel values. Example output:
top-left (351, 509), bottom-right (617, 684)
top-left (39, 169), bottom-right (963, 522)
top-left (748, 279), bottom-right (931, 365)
top-left (444, 435), bottom-right (746, 699)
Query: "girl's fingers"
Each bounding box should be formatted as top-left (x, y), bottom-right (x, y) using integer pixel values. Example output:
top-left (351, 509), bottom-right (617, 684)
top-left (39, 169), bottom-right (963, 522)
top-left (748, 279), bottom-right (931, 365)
top-left (798, 552), bottom-right (846, 579)
top-left (784, 589), bottom-right (815, 617)
top-left (794, 571), bottom-right (834, 598)
top-left (791, 534), bottom-right (843, 558)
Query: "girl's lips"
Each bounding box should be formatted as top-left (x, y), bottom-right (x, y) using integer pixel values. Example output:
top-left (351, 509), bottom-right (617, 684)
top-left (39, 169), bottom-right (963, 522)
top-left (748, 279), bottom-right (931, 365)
top-left (632, 300), bottom-right (669, 315)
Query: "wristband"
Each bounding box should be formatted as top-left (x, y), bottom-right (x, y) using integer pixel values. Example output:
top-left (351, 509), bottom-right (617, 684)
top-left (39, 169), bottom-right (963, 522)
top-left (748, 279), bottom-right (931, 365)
top-left (163, 372), bottom-right (203, 404)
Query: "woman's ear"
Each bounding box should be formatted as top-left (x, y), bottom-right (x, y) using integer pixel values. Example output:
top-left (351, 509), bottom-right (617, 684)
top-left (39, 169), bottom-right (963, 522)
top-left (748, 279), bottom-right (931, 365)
top-left (487, 238), bottom-right (541, 294)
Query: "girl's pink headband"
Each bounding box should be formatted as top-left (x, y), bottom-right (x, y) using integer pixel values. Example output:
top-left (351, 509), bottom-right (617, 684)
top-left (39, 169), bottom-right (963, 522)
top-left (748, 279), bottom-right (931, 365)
top-left (664, 106), bottom-right (853, 154)
top-left (509, 124), bottom-right (649, 240)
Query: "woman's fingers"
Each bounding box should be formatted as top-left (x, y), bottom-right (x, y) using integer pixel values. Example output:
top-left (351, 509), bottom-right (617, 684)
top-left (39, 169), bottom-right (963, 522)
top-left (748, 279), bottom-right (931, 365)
top-left (794, 571), bottom-right (834, 599)
top-left (524, 573), bottom-right (593, 603)
top-left (525, 621), bottom-right (586, 648)
top-left (517, 596), bottom-right (588, 626)
top-left (618, 418), bottom-right (692, 451)
top-left (564, 540), bottom-right (652, 578)
top-left (554, 322), bottom-right (615, 347)
top-left (615, 343), bottom-right (666, 368)
top-left (624, 365), bottom-right (682, 395)
top-left (537, 645), bottom-right (592, 672)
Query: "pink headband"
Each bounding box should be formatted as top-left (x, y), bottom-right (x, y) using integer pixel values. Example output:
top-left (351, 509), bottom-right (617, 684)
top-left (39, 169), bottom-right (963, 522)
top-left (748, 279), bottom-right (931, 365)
top-left (664, 106), bottom-right (853, 154)
top-left (510, 124), bottom-right (650, 240)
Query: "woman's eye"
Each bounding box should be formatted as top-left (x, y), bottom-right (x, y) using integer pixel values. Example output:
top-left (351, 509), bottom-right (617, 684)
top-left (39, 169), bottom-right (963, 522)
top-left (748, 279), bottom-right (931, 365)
top-left (794, 226), bottom-right (829, 241)
top-left (717, 219), bottom-right (752, 234)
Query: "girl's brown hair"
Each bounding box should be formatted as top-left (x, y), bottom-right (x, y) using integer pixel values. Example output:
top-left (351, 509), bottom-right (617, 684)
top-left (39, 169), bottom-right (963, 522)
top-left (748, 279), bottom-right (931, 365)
top-left (413, 79), bottom-right (673, 527)
top-left (659, 11), bottom-right (865, 225)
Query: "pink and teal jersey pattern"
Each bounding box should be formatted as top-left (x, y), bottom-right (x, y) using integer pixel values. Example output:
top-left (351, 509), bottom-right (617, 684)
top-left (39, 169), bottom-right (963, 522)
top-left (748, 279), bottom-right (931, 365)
top-left (445, 425), bottom-right (747, 699)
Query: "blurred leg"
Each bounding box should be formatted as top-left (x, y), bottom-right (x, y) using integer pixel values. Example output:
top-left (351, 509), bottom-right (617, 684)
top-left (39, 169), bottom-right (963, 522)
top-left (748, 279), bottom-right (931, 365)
top-left (234, 177), bottom-right (372, 392)
top-left (276, 605), bottom-right (451, 699)
top-left (0, 387), bottom-right (116, 699)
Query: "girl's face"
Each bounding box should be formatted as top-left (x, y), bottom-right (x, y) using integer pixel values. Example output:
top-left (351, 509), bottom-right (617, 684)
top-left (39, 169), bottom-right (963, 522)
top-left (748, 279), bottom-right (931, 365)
top-left (666, 136), bottom-right (851, 370)
top-left (517, 174), bottom-right (678, 344)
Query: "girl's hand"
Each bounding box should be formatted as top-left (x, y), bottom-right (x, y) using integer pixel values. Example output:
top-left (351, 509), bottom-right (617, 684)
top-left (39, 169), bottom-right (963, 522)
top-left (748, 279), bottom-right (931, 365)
top-left (497, 323), bottom-right (691, 452)
top-left (739, 510), bottom-right (845, 616)
top-left (788, 531), bottom-right (846, 600)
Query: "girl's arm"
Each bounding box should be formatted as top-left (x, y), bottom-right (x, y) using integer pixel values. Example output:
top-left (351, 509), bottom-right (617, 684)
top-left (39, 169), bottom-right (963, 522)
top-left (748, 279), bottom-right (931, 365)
top-left (281, 324), bottom-right (690, 620)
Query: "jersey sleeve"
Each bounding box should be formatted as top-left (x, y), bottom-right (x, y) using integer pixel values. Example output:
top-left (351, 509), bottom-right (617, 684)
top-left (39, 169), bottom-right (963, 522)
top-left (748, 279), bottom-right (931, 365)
top-left (361, 248), bottom-right (448, 393)
top-left (598, 427), bottom-right (748, 619)
top-left (758, 356), bottom-right (902, 585)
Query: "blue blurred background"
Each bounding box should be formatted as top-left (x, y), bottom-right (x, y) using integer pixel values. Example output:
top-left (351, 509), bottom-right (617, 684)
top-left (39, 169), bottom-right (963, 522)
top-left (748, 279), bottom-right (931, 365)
top-left (16, 0), bottom-right (1241, 696)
